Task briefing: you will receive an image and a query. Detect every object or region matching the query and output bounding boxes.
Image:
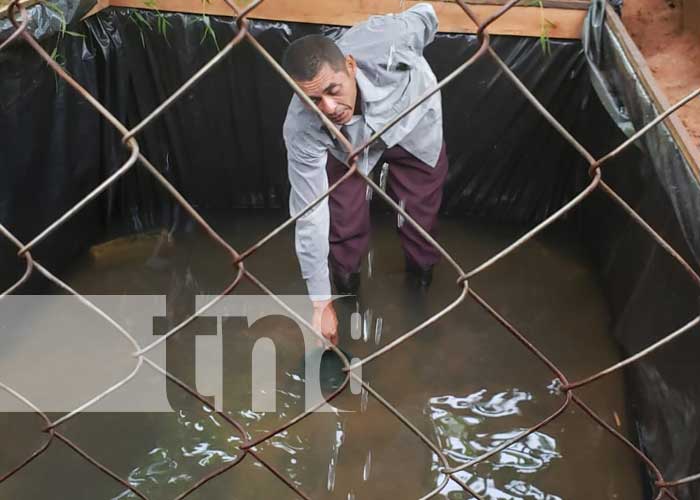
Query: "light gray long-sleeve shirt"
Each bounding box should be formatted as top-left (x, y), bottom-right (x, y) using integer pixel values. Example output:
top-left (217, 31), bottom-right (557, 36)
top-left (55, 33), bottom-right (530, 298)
top-left (283, 3), bottom-right (444, 300)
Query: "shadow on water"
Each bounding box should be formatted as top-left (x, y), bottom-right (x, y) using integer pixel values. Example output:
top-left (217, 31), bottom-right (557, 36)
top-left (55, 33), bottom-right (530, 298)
top-left (0, 210), bottom-right (644, 499)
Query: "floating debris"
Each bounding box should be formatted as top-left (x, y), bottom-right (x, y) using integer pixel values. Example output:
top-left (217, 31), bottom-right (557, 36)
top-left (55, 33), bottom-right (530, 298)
top-left (363, 308), bottom-right (373, 343)
top-left (351, 312), bottom-right (362, 340)
top-left (363, 449), bottom-right (372, 482)
top-left (350, 357), bottom-right (363, 394)
top-left (397, 199), bottom-right (405, 228)
top-left (327, 421), bottom-right (346, 492)
top-left (374, 316), bottom-right (383, 345)
top-left (379, 162), bottom-right (389, 191)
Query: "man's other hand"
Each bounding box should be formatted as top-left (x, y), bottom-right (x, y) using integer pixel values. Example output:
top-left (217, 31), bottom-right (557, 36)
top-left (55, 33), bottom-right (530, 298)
top-left (312, 299), bottom-right (338, 348)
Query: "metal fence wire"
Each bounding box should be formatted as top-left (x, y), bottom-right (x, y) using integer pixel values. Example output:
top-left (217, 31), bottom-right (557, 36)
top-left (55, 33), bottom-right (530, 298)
top-left (2, 0), bottom-right (700, 498)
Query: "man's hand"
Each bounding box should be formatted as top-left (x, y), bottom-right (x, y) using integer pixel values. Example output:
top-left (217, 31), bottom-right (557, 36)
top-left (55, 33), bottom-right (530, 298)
top-left (312, 299), bottom-right (338, 348)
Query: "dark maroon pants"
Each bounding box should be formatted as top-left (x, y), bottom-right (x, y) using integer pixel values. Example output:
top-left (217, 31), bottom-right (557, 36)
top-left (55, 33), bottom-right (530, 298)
top-left (326, 143), bottom-right (449, 275)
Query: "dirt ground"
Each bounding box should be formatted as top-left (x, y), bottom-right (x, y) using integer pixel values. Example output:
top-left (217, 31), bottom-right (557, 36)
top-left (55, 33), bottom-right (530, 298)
top-left (622, 0), bottom-right (700, 150)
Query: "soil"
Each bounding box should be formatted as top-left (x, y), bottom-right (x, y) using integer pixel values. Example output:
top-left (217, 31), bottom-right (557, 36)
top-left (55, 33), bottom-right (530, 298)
top-left (622, 0), bottom-right (700, 151)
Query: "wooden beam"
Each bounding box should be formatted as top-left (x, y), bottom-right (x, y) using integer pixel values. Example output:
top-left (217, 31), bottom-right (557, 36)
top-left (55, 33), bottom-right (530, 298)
top-left (420, 0), bottom-right (590, 10)
top-left (82, 0), bottom-right (110, 20)
top-left (605, 3), bottom-right (700, 177)
top-left (105, 0), bottom-right (587, 39)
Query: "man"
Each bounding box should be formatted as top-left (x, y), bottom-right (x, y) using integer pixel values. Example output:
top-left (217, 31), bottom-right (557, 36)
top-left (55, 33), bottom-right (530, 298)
top-left (282, 3), bottom-right (448, 345)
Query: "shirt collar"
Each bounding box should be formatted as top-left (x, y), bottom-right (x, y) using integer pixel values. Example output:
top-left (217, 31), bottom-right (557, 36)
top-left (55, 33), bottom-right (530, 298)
top-left (345, 114), bottom-right (362, 126)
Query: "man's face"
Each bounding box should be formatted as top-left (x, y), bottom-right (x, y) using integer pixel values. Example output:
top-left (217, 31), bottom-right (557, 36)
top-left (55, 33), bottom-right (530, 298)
top-left (297, 56), bottom-right (358, 126)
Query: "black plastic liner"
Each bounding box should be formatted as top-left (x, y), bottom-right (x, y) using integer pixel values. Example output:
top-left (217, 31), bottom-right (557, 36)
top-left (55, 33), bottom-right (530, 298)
top-left (581, 3), bottom-right (700, 498)
top-left (0, 0), bottom-right (95, 43)
top-left (1, 6), bottom-right (699, 498)
top-left (0, 9), bottom-right (596, 282)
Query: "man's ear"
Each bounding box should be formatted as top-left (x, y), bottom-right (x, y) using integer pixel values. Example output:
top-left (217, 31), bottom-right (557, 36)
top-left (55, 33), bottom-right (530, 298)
top-left (345, 54), bottom-right (357, 76)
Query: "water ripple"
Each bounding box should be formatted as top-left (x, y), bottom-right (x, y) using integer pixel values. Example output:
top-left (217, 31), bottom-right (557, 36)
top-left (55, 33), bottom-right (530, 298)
top-left (428, 389), bottom-right (562, 499)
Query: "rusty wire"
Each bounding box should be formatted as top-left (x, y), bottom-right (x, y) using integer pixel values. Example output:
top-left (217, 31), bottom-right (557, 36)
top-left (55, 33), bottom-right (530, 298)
top-left (1, 0), bottom-right (700, 498)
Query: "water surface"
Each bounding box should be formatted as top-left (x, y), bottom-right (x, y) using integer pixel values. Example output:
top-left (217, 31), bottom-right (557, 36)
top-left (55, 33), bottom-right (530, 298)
top-left (0, 210), bottom-right (644, 499)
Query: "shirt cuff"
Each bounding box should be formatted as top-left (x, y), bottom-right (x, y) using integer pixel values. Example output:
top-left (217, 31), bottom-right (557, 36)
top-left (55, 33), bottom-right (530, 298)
top-left (305, 266), bottom-right (332, 302)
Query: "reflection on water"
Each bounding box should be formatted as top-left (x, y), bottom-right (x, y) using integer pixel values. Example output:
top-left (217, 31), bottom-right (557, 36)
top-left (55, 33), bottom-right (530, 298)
top-left (110, 411), bottom-right (243, 498)
top-left (111, 410), bottom-right (243, 499)
top-left (362, 449), bottom-right (372, 482)
top-left (437, 475), bottom-right (563, 500)
top-left (429, 390), bottom-right (561, 499)
top-left (0, 212), bottom-right (643, 499)
top-left (327, 420), bottom-right (346, 493)
top-left (110, 366), bottom-right (313, 499)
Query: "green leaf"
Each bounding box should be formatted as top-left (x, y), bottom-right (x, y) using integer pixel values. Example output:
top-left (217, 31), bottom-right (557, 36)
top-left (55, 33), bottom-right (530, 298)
top-left (158, 14), bottom-right (171, 45)
top-left (540, 34), bottom-right (551, 55)
top-left (133, 10), bottom-right (152, 29)
top-left (198, 15), bottom-right (219, 50)
top-left (64, 30), bottom-right (85, 38)
top-left (199, 15), bottom-right (209, 44)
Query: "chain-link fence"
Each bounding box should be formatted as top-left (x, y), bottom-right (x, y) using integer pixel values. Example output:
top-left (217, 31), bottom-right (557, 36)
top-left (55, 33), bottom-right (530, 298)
top-left (1, 0), bottom-right (700, 498)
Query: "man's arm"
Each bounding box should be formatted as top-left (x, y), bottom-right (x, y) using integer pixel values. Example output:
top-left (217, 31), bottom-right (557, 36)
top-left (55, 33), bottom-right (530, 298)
top-left (286, 127), bottom-right (339, 346)
top-left (286, 133), bottom-right (332, 301)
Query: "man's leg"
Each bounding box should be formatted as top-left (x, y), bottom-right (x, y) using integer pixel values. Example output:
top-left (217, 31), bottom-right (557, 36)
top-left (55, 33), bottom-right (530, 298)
top-left (381, 143), bottom-right (448, 284)
top-left (326, 153), bottom-right (371, 292)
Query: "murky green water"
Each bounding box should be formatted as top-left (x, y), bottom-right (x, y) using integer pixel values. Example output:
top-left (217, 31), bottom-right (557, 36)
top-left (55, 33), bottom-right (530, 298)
top-left (0, 210), bottom-right (644, 499)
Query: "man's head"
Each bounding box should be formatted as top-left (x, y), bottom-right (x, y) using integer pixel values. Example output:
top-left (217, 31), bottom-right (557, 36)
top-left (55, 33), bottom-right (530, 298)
top-left (283, 35), bottom-right (358, 125)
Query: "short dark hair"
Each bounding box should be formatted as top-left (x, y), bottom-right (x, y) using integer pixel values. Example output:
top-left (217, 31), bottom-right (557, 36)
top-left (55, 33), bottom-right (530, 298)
top-left (282, 34), bottom-right (347, 82)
